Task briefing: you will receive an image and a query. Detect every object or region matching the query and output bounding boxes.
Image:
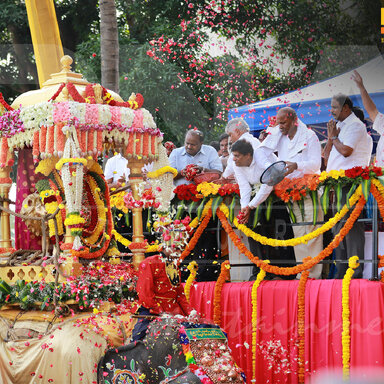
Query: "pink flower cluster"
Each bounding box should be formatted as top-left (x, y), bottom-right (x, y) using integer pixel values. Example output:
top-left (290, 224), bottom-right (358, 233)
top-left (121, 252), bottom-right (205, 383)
top-left (0, 109), bottom-right (24, 137)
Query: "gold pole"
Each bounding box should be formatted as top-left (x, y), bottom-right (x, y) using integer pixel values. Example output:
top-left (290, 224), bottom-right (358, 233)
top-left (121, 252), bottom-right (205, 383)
top-left (0, 168), bottom-right (13, 249)
top-left (128, 158), bottom-right (146, 269)
top-left (25, 0), bottom-right (64, 87)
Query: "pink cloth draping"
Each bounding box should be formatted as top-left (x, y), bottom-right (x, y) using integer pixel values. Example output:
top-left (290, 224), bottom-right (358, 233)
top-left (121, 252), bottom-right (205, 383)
top-left (188, 279), bottom-right (384, 383)
top-left (15, 148), bottom-right (42, 250)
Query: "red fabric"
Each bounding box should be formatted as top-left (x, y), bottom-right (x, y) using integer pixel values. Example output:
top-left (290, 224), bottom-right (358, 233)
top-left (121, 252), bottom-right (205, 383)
top-left (136, 255), bottom-right (190, 315)
top-left (188, 279), bottom-right (384, 383)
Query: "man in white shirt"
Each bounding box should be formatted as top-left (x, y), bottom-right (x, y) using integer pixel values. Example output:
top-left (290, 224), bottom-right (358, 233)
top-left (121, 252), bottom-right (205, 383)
top-left (222, 118), bottom-right (261, 180)
top-left (352, 70), bottom-right (384, 166)
top-left (169, 129), bottom-right (223, 186)
top-left (323, 93), bottom-right (373, 278)
top-left (261, 107), bottom-right (323, 278)
top-left (104, 151), bottom-right (130, 188)
top-left (232, 139), bottom-right (297, 280)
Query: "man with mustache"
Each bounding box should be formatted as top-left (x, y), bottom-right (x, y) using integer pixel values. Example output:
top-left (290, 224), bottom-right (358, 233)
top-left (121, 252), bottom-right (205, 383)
top-left (323, 93), bottom-right (372, 278)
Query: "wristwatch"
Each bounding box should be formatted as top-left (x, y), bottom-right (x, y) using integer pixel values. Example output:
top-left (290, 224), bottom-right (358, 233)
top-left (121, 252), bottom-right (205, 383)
top-left (331, 136), bottom-right (338, 141)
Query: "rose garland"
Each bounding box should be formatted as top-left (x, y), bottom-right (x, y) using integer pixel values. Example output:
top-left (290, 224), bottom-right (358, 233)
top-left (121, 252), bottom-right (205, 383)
top-left (342, 256), bottom-right (359, 381)
top-left (213, 260), bottom-right (230, 326)
top-left (297, 258), bottom-right (310, 384)
top-left (146, 166), bottom-right (178, 179)
top-left (184, 261), bottom-right (198, 302)
top-left (216, 194), bottom-right (365, 276)
top-left (251, 261), bottom-right (268, 382)
top-left (0, 93), bottom-right (13, 111)
top-left (227, 185), bottom-right (362, 248)
top-left (180, 208), bottom-right (213, 261)
top-left (71, 173), bottom-right (113, 259)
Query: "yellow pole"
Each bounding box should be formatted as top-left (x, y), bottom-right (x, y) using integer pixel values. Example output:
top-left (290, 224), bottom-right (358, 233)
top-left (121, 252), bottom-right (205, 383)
top-left (25, 0), bottom-right (64, 88)
top-left (128, 158), bottom-right (146, 269)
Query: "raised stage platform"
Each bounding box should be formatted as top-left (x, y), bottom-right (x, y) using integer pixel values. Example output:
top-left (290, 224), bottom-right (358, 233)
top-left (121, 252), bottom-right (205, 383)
top-left (189, 279), bottom-right (384, 383)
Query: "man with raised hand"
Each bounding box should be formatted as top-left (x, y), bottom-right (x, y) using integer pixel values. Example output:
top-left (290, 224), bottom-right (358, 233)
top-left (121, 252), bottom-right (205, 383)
top-left (323, 93), bottom-right (373, 278)
top-left (353, 70), bottom-right (384, 165)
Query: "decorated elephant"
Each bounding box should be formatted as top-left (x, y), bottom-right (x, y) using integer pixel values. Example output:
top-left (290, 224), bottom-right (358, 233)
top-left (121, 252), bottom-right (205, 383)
top-left (97, 316), bottom-right (246, 384)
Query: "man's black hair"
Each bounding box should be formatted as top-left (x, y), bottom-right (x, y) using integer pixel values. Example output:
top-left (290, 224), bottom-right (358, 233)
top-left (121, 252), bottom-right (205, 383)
top-left (352, 106), bottom-right (365, 123)
top-left (231, 139), bottom-right (253, 156)
top-left (219, 133), bottom-right (229, 142)
top-left (210, 140), bottom-right (220, 151)
top-left (186, 129), bottom-right (204, 142)
top-left (333, 93), bottom-right (353, 110)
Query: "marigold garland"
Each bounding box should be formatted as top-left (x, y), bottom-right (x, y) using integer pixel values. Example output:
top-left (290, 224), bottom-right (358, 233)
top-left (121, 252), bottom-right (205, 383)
top-left (225, 185), bottom-right (362, 248)
top-left (216, 194), bottom-right (365, 276)
top-left (184, 261), bottom-right (198, 302)
top-left (112, 229), bottom-right (160, 253)
top-left (213, 260), bottom-right (230, 326)
top-left (297, 258), bottom-right (310, 384)
top-left (251, 261), bottom-right (268, 382)
top-left (147, 166), bottom-right (178, 179)
top-left (342, 256), bottom-right (359, 381)
top-left (371, 179), bottom-right (384, 218)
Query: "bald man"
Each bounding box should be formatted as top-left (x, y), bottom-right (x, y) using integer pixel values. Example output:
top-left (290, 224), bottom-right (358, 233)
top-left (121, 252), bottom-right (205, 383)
top-left (260, 107), bottom-right (323, 279)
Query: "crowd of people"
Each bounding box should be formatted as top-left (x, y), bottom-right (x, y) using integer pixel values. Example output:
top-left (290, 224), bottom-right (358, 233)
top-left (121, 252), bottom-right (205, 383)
top-left (108, 70), bottom-right (383, 281)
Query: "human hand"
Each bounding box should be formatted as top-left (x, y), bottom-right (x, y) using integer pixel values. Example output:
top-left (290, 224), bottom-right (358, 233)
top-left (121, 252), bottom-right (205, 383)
top-left (285, 161), bottom-right (298, 176)
top-left (187, 309), bottom-right (200, 322)
top-left (181, 164), bottom-right (200, 180)
top-left (141, 169), bottom-right (148, 181)
top-left (352, 70), bottom-right (363, 88)
top-left (327, 120), bottom-right (339, 139)
top-left (118, 175), bottom-right (127, 185)
top-left (237, 206), bottom-right (251, 224)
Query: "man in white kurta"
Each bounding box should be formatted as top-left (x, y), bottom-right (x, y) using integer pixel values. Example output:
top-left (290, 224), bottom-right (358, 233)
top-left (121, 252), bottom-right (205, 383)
top-left (261, 107), bottom-right (323, 278)
top-left (323, 93), bottom-right (372, 278)
top-left (353, 70), bottom-right (384, 166)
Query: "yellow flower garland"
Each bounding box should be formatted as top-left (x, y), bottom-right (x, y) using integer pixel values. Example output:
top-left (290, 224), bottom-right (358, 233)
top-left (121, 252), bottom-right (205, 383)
top-left (112, 229), bottom-right (160, 253)
top-left (373, 178), bottom-right (384, 195)
top-left (147, 166), bottom-right (178, 179)
top-left (221, 185), bottom-right (362, 248)
top-left (55, 157), bottom-right (87, 171)
top-left (342, 256), bottom-right (359, 381)
top-left (251, 261), bottom-right (268, 382)
top-left (64, 213), bottom-right (86, 226)
top-left (184, 261), bottom-right (198, 302)
top-left (35, 157), bottom-right (60, 176)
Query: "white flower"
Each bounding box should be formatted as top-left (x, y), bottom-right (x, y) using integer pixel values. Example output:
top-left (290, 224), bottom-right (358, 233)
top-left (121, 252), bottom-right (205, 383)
top-left (120, 107), bottom-right (134, 127)
top-left (142, 108), bottom-right (156, 129)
